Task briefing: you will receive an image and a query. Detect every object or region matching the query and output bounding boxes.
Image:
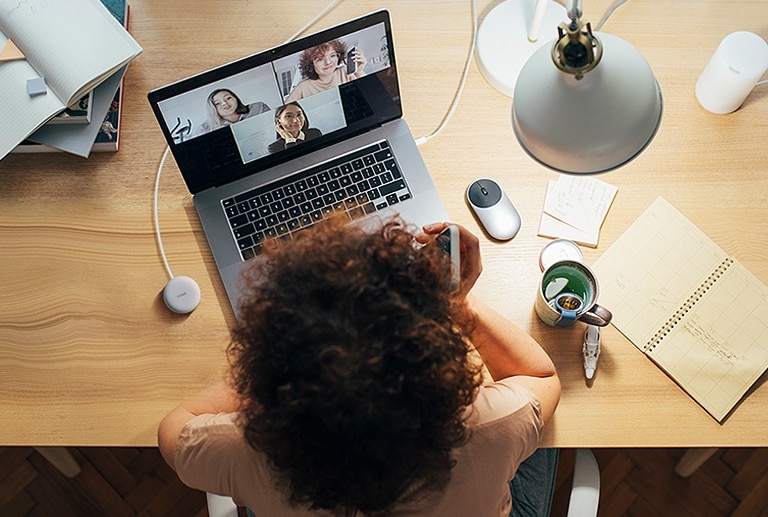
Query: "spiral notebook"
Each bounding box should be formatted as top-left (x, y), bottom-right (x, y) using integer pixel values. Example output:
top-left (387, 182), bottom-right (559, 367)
top-left (592, 197), bottom-right (768, 422)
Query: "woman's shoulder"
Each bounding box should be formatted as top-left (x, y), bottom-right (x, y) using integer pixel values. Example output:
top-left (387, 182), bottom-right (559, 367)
top-left (268, 139), bottom-right (285, 153)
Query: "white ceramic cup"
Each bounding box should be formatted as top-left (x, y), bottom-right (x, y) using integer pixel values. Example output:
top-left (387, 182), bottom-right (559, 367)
top-left (695, 31), bottom-right (768, 114)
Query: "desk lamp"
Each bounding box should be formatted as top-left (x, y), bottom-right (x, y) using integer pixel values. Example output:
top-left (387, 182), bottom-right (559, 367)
top-left (511, 0), bottom-right (663, 174)
top-left (476, 0), bottom-right (568, 97)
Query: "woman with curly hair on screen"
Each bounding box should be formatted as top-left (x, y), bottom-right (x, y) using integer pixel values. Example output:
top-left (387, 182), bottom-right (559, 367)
top-left (286, 38), bottom-right (366, 102)
top-left (158, 215), bottom-right (561, 517)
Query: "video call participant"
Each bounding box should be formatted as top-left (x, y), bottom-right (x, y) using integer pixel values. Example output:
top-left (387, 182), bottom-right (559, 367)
top-left (267, 102), bottom-right (322, 154)
top-left (286, 38), bottom-right (366, 102)
top-left (158, 217), bottom-right (561, 517)
top-left (200, 88), bottom-right (270, 134)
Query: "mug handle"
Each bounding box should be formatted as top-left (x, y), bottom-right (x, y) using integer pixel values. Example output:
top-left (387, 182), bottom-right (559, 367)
top-left (580, 304), bottom-right (612, 327)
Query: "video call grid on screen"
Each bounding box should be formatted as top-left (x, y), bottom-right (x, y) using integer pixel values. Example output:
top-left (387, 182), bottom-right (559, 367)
top-left (150, 14), bottom-right (398, 194)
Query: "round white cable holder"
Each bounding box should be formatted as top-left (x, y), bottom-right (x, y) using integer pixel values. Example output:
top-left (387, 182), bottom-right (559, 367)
top-left (475, 0), bottom-right (568, 97)
top-left (162, 275), bottom-right (201, 315)
top-left (154, 146), bottom-right (201, 314)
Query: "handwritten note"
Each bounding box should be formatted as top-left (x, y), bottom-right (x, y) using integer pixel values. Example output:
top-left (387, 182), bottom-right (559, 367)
top-left (592, 197), bottom-right (768, 422)
top-left (537, 176), bottom-right (618, 247)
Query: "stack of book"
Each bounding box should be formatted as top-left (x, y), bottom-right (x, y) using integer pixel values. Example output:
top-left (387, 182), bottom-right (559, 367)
top-left (0, 0), bottom-right (141, 158)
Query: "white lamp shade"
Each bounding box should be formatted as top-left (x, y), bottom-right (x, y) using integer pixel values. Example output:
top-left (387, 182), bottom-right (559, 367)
top-left (512, 32), bottom-right (663, 174)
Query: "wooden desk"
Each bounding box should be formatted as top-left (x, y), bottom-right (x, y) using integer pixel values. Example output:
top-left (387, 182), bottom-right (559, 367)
top-left (1, 0), bottom-right (766, 449)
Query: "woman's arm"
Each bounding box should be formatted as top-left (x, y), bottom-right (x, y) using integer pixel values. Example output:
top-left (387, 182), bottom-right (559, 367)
top-left (421, 222), bottom-right (560, 424)
top-left (468, 295), bottom-right (561, 425)
top-left (157, 380), bottom-right (244, 470)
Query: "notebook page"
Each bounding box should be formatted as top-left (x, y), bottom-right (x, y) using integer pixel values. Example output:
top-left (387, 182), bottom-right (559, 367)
top-left (0, 30), bottom-right (67, 159)
top-left (592, 197), bottom-right (728, 349)
top-left (0, 0), bottom-right (141, 103)
top-left (648, 261), bottom-right (768, 421)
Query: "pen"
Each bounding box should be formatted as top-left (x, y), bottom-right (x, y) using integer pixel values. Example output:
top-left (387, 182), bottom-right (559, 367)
top-left (583, 324), bottom-right (600, 380)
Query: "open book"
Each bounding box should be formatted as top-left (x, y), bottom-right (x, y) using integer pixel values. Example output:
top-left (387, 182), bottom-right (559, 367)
top-left (0, 0), bottom-right (142, 159)
top-left (592, 197), bottom-right (768, 422)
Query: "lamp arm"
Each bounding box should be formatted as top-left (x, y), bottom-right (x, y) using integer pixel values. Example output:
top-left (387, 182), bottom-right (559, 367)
top-left (566, 0), bottom-right (583, 20)
top-left (528, 0), bottom-right (549, 42)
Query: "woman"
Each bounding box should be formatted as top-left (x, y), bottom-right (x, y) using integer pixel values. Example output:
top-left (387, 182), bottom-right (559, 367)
top-left (200, 88), bottom-right (269, 134)
top-left (158, 216), bottom-right (561, 516)
top-left (267, 102), bottom-right (322, 153)
top-left (286, 38), bottom-right (366, 102)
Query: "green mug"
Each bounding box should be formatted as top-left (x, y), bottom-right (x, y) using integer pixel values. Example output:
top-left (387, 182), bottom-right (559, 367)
top-left (534, 260), bottom-right (612, 327)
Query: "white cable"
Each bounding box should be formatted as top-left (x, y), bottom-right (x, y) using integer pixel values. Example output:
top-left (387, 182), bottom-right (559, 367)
top-left (415, 0), bottom-right (477, 146)
top-left (756, 79), bottom-right (768, 87)
top-left (595, 0), bottom-right (630, 31)
top-left (284, 0), bottom-right (341, 44)
top-left (153, 1), bottom-right (342, 280)
top-left (154, 145), bottom-right (174, 280)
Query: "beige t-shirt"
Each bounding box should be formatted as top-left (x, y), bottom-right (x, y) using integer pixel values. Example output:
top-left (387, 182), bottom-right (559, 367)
top-left (175, 378), bottom-right (543, 516)
top-left (286, 68), bottom-right (355, 102)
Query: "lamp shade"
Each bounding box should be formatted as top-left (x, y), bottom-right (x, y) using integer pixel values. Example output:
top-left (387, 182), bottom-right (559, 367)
top-left (512, 32), bottom-right (663, 174)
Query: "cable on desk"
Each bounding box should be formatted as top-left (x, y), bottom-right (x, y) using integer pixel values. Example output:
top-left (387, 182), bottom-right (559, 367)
top-left (154, 1), bottom-right (490, 272)
top-left (283, 0), bottom-right (341, 44)
top-left (152, 0), bottom-right (342, 279)
top-left (595, 0), bottom-right (630, 31)
top-left (415, 0), bottom-right (478, 147)
top-left (414, 0), bottom-right (632, 146)
top-left (153, 145), bottom-right (174, 280)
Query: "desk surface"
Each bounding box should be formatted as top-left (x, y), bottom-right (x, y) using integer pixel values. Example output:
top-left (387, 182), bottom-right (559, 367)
top-left (1, 0), bottom-right (767, 448)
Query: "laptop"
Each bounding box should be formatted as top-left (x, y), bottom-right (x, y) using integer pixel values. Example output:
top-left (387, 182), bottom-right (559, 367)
top-left (147, 10), bottom-right (448, 311)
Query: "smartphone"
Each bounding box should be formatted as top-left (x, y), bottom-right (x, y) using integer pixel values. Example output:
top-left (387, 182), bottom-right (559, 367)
top-left (436, 225), bottom-right (460, 292)
top-left (346, 47), bottom-right (357, 75)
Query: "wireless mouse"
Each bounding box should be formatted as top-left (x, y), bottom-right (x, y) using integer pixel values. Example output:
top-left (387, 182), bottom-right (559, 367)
top-left (466, 178), bottom-right (521, 240)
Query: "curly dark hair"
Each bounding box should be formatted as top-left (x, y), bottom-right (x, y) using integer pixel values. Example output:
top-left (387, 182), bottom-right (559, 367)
top-left (298, 39), bottom-right (348, 81)
top-left (228, 215), bottom-right (482, 515)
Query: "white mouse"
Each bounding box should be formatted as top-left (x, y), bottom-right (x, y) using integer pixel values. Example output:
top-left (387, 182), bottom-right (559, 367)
top-left (466, 178), bottom-right (521, 240)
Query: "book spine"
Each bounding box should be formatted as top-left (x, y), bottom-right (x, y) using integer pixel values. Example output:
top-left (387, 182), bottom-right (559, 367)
top-left (645, 257), bottom-right (734, 352)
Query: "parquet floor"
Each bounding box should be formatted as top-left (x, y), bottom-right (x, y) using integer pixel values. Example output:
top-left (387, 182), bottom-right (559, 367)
top-left (1, 446), bottom-right (766, 516)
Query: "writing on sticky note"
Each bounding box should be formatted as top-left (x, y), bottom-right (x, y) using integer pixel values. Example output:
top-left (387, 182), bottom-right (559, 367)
top-left (538, 176), bottom-right (618, 247)
top-left (27, 76), bottom-right (47, 96)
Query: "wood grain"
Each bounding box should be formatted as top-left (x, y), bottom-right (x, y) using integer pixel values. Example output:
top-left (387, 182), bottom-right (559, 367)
top-left (0, 0), bottom-right (767, 448)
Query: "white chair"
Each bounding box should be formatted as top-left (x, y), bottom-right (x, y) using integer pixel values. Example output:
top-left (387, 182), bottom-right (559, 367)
top-left (566, 449), bottom-right (601, 517)
top-left (206, 448), bottom-right (600, 517)
top-left (206, 492), bottom-right (239, 517)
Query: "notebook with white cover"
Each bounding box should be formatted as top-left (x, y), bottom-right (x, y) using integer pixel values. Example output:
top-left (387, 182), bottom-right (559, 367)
top-left (148, 10), bottom-right (447, 312)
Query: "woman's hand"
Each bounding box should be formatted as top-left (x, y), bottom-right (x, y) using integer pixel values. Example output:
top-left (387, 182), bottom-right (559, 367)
top-left (351, 48), bottom-right (366, 78)
top-left (276, 122), bottom-right (296, 142)
top-left (421, 222), bottom-right (482, 298)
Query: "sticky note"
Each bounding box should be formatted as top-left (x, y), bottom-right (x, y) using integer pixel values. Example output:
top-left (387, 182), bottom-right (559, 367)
top-left (27, 77), bottom-right (47, 96)
top-left (537, 176), bottom-right (618, 248)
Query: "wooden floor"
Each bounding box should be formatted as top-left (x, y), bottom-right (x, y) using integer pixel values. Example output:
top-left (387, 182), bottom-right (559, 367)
top-left (1, 446), bottom-right (766, 516)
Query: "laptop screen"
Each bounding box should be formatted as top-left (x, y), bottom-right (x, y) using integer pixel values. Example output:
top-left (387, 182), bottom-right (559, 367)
top-left (148, 10), bottom-right (400, 195)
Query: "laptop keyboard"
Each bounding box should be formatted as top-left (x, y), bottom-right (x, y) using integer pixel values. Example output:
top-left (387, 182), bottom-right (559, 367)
top-left (222, 140), bottom-right (412, 261)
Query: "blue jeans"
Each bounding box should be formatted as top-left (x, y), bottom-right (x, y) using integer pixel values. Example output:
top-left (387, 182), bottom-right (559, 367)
top-left (509, 448), bottom-right (559, 517)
